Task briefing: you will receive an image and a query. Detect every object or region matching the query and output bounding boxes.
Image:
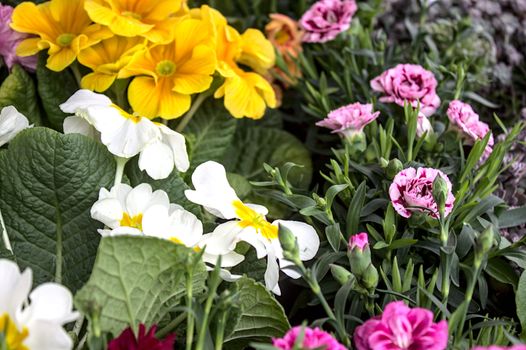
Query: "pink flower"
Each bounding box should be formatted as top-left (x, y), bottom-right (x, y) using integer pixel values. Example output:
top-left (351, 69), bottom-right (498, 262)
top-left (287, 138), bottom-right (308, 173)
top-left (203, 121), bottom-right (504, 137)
top-left (349, 232), bottom-right (369, 251)
top-left (0, 4), bottom-right (37, 71)
top-left (472, 346), bottom-right (526, 350)
top-left (316, 102), bottom-right (380, 137)
top-left (416, 112), bottom-right (433, 138)
top-left (273, 326), bottom-right (346, 350)
top-left (370, 64), bottom-right (441, 116)
top-left (447, 100), bottom-right (494, 159)
top-left (107, 324), bottom-right (175, 350)
top-left (389, 167), bottom-right (455, 219)
top-left (354, 301), bottom-right (448, 350)
top-left (300, 0), bottom-right (357, 43)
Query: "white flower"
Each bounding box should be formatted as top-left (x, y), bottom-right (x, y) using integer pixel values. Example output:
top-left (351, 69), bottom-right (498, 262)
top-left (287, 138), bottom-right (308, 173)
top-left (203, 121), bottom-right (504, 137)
top-left (60, 90), bottom-right (189, 179)
top-left (185, 161), bottom-right (320, 295)
top-left (0, 259), bottom-right (78, 350)
top-left (0, 106), bottom-right (31, 147)
top-left (416, 112), bottom-right (433, 138)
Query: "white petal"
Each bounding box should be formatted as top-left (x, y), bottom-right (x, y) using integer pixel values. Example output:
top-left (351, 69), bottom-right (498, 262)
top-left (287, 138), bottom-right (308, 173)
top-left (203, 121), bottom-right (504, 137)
top-left (237, 227), bottom-right (269, 259)
top-left (141, 205), bottom-right (171, 240)
top-left (217, 269), bottom-right (243, 282)
top-left (107, 226), bottom-right (143, 236)
top-left (158, 124), bottom-right (190, 173)
top-left (0, 106), bottom-right (30, 147)
top-left (59, 89), bottom-right (112, 114)
top-left (125, 183), bottom-right (170, 217)
top-left (167, 207), bottom-right (203, 246)
top-left (0, 260), bottom-right (31, 317)
top-left (198, 221), bottom-right (242, 255)
top-left (279, 259), bottom-right (301, 279)
top-left (202, 250), bottom-right (245, 267)
top-left (139, 141), bottom-right (175, 180)
top-left (24, 320), bottom-right (74, 350)
top-left (274, 220), bottom-right (320, 261)
top-left (244, 203), bottom-right (269, 216)
top-left (185, 161), bottom-right (239, 219)
top-left (20, 283), bottom-right (78, 325)
top-left (63, 116), bottom-right (98, 139)
top-left (264, 247), bottom-right (281, 295)
top-left (104, 118), bottom-right (160, 158)
top-left (90, 198), bottom-right (123, 228)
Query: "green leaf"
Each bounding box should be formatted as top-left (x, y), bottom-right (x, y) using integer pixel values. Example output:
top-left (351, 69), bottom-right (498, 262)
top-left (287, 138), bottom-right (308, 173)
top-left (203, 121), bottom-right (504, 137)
top-left (498, 206), bottom-right (526, 229)
top-left (75, 236), bottom-right (207, 335)
top-left (0, 65), bottom-right (41, 125)
top-left (225, 277), bottom-right (290, 349)
top-left (485, 257), bottom-right (519, 290)
top-left (517, 270), bottom-right (526, 338)
top-left (126, 158), bottom-right (201, 217)
top-left (0, 127), bottom-right (115, 291)
top-left (346, 181), bottom-right (366, 237)
top-left (36, 54), bottom-right (78, 130)
top-left (222, 126), bottom-right (312, 188)
top-left (183, 99), bottom-right (237, 173)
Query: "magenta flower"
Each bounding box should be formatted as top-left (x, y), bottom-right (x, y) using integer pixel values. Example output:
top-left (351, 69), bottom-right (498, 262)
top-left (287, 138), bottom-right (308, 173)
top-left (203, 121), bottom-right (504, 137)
top-left (447, 100), bottom-right (494, 159)
top-left (349, 232), bottom-right (369, 251)
top-left (316, 102), bottom-right (380, 137)
top-left (300, 0), bottom-right (357, 43)
top-left (472, 346), bottom-right (526, 350)
top-left (107, 324), bottom-right (175, 350)
top-left (370, 64), bottom-right (441, 116)
top-left (273, 326), bottom-right (346, 350)
top-left (354, 301), bottom-right (448, 350)
top-left (389, 167), bottom-right (455, 219)
top-left (0, 4), bottom-right (37, 71)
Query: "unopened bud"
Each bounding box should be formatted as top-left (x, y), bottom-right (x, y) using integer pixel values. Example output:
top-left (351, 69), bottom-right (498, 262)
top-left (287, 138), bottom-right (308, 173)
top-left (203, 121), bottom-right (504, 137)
top-left (348, 233), bottom-right (372, 277)
top-left (330, 264), bottom-right (354, 286)
top-left (379, 157), bottom-right (389, 168)
top-left (432, 175), bottom-right (448, 217)
top-left (361, 264), bottom-right (379, 290)
top-left (386, 159), bottom-right (403, 179)
top-left (475, 226), bottom-right (494, 263)
top-left (279, 224), bottom-right (300, 263)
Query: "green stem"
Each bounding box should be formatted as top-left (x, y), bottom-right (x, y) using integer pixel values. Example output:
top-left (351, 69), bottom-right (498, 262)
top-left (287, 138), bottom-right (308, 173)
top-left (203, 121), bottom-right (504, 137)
top-left (70, 62), bottom-right (82, 87)
top-left (196, 278), bottom-right (221, 349)
top-left (185, 270), bottom-right (195, 350)
top-left (439, 220), bottom-right (451, 310)
top-left (114, 157), bottom-right (129, 187)
top-left (176, 93), bottom-right (210, 133)
top-left (157, 313), bottom-right (186, 338)
top-left (0, 209), bottom-right (12, 253)
top-left (214, 311), bottom-right (228, 350)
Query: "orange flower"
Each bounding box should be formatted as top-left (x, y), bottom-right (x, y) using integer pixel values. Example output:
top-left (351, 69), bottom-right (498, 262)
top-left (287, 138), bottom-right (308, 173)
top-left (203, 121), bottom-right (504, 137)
top-left (265, 14), bottom-right (304, 86)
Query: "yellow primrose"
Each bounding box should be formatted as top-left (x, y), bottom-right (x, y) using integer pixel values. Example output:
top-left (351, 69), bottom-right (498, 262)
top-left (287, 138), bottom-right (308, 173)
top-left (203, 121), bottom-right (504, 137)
top-left (84, 0), bottom-right (184, 44)
top-left (78, 35), bottom-right (144, 92)
top-left (192, 6), bottom-right (276, 119)
top-left (11, 0), bottom-right (112, 72)
top-left (119, 17), bottom-right (217, 119)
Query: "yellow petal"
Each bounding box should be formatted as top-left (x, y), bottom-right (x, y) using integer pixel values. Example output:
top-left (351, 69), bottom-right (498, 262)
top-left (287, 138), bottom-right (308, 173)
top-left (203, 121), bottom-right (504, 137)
top-left (118, 47), bottom-right (157, 80)
top-left (172, 45), bottom-right (216, 94)
top-left (81, 72), bottom-right (117, 92)
top-left (50, 0), bottom-right (92, 34)
top-left (141, 17), bottom-right (178, 44)
top-left (10, 2), bottom-right (59, 40)
top-left (47, 48), bottom-right (77, 72)
top-left (146, 0), bottom-right (182, 21)
top-left (84, 0), bottom-right (116, 26)
top-left (238, 29), bottom-right (275, 72)
top-left (15, 38), bottom-right (42, 56)
top-left (173, 18), bottom-right (212, 63)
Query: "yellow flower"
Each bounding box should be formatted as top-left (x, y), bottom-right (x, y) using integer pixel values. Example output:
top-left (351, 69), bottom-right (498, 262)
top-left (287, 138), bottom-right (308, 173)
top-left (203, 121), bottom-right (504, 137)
top-left (78, 35), bottom-right (144, 92)
top-left (192, 6), bottom-right (276, 119)
top-left (119, 17), bottom-right (217, 120)
top-left (84, 0), bottom-right (184, 43)
top-left (11, 0), bottom-right (112, 72)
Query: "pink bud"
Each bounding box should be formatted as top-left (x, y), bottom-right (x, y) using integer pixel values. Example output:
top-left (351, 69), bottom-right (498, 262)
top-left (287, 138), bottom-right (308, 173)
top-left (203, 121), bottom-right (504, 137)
top-left (349, 232), bottom-right (369, 251)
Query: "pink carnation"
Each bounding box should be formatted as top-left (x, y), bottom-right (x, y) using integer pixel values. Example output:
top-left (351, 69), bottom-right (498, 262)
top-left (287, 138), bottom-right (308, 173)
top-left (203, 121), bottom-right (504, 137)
top-left (316, 102), bottom-right (379, 137)
top-left (370, 64), bottom-right (441, 116)
top-left (273, 326), bottom-right (346, 350)
top-left (354, 301), bottom-right (448, 350)
top-left (447, 100), bottom-right (494, 159)
top-left (0, 4), bottom-right (37, 71)
top-left (389, 167), bottom-right (455, 219)
top-left (300, 0), bottom-right (357, 43)
top-left (472, 346), bottom-right (526, 350)
top-left (349, 232), bottom-right (369, 251)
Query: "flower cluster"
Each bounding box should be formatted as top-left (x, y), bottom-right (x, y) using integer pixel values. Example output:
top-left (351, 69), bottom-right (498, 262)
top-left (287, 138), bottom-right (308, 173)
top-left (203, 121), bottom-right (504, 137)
top-left (10, 0), bottom-right (277, 120)
top-left (273, 326), bottom-right (346, 350)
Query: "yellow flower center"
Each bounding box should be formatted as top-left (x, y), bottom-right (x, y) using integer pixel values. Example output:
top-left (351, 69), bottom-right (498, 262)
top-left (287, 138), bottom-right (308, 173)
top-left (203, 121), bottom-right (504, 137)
top-left (120, 212), bottom-right (143, 230)
top-left (169, 237), bottom-right (201, 252)
top-left (155, 60), bottom-right (177, 77)
top-left (111, 104), bottom-right (142, 124)
top-left (121, 11), bottom-right (142, 20)
top-left (0, 313), bottom-right (29, 350)
top-left (56, 33), bottom-right (75, 47)
top-left (233, 200), bottom-right (278, 240)
top-left (275, 30), bottom-right (291, 45)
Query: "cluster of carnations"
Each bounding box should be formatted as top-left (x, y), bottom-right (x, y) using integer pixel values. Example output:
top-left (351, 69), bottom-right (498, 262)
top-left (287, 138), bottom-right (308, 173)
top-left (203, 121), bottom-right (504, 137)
top-left (1, 0), bottom-right (278, 120)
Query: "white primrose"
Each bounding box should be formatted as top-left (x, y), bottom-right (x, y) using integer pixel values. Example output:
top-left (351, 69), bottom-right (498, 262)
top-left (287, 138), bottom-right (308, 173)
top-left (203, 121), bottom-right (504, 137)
top-left (0, 259), bottom-right (78, 350)
top-left (0, 106), bottom-right (31, 147)
top-left (60, 89), bottom-right (189, 179)
top-left (185, 161), bottom-right (321, 295)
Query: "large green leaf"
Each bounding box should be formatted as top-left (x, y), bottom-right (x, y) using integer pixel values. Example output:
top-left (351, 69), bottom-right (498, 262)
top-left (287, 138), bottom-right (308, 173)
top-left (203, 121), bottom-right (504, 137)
top-left (75, 236), bottom-right (207, 335)
top-left (516, 270), bottom-right (526, 338)
top-left (222, 126), bottom-right (312, 188)
top-left (126, 158), bottom-right (201, 217)
top-left (183, 100), bottom-right (237, 173)
top-left (0, 127), bottom-right (115, 291)
top-left (36, 54), bottom-right (78, 130)
top-left (225, 277), bottom-right (290, 349)
top-left (0, 65), bottom-right (41, 125)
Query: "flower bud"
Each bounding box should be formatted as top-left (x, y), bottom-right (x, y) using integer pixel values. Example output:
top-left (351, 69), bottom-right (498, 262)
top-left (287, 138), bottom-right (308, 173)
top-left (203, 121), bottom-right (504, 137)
top-left (330, 264), bottom-right (354, 286)
top-left (379, 157), bottom-right (389, 168)
top-left (349, 232), bottom-right (368, 252)
top-left (386, 159), bottom-right (403, 179)
top-left (432, 174), bottom-right (448, 217)
top-left (475, 226), bottom-right (494, 265)
top-left (279, 223), bottom-right (300, 263)
top-left (361, 264), bottom-right (379, 290)
top-left (348, 233), bottom-right (372, 277)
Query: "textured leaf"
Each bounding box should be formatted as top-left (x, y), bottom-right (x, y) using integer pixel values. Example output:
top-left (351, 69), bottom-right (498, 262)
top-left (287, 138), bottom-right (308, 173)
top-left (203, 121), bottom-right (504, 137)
top-left (516, 270), bottom-right (526, 338)
top-left (75, 236), bottom-right (207, 335)
top-left (183, 100), bottom-right (237, 173)
top-left (0, 65), bottom-right (41, 125)
top-left (36, 54), bottom-right (78, 130)
top-left (222, 126), bottom-right (312, 188)
top-left (126, 158), bottom-right (201, 217)
top-left (225, 277), bottom-right (290, 349)
top-left (0, 127), bottom-right (115, 291)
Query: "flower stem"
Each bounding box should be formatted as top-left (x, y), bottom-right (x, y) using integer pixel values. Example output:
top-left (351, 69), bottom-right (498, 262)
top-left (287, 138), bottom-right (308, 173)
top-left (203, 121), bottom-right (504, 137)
top-left (70, 62), bottom-right (82, 87)
top-left (157, 313), bottom-right (186, 339)
top-left (185, 269), bottom-right (195, 350)
top-left (214, 311), bottom-right (228, 350)
top-left (439, 219), bottom-right (451, 311)
top-left (114, 157), bottom-right (129, 187)
top-left (0, 209), bottom-right (12, 253)
top-left (196, 273), bottom-right (221, 350)
top-left (176, 92), bottom-right (210, 133)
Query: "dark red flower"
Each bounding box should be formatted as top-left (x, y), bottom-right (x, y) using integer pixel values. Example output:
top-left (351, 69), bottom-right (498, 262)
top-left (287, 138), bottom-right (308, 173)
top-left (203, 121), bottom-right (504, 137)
top-left (107, 324), bottom-right (175, 350)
